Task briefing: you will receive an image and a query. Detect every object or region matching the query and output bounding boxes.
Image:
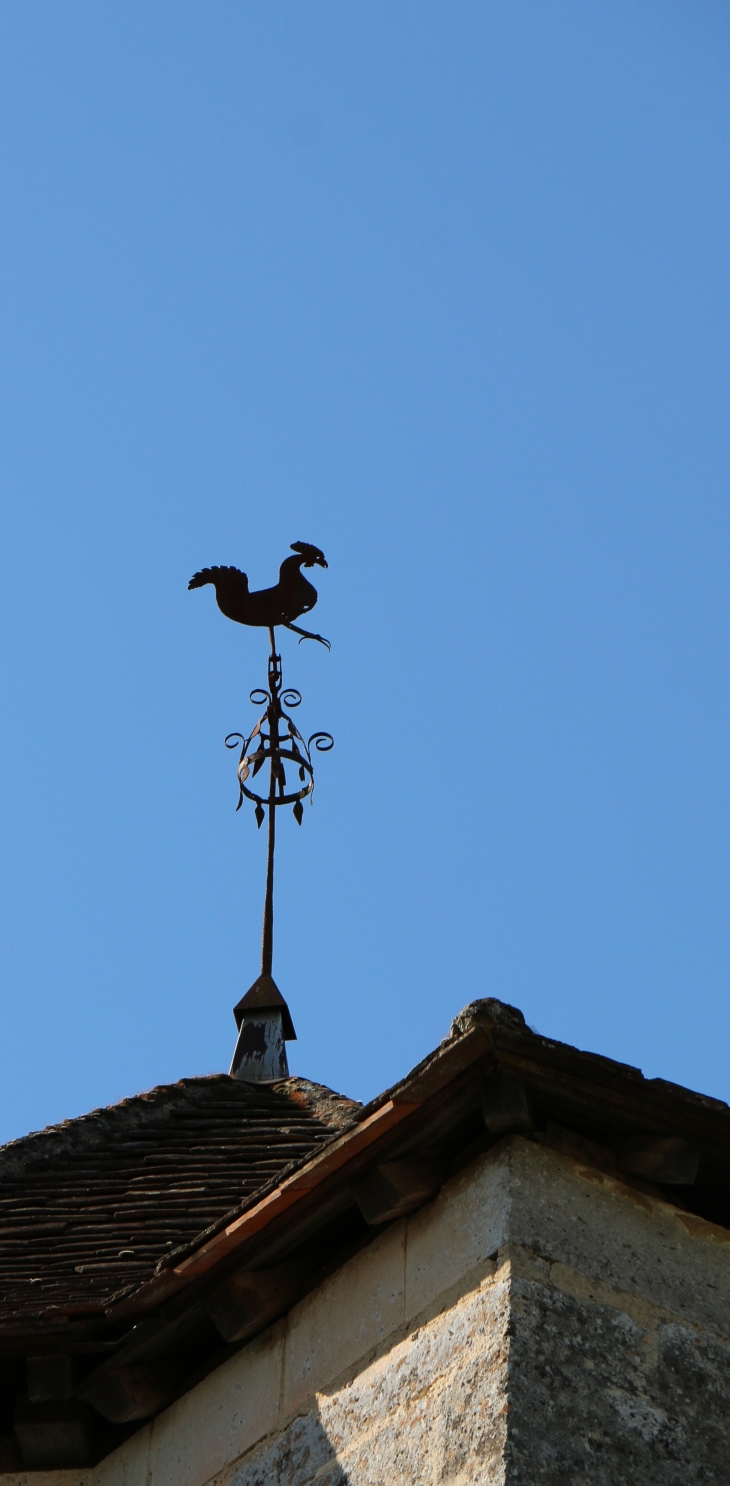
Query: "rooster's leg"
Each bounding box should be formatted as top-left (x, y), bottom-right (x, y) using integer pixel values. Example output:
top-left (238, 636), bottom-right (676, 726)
top-left (283, 621), bottom-right (331, 651)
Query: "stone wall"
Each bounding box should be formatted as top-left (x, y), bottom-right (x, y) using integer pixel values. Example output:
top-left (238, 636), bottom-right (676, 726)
top-left (504, 1139), bottom-right (730, 1485)
top-left (3, 1135), bottom-right (730, 1486)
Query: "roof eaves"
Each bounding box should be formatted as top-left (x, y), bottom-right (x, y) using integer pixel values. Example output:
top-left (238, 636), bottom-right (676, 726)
top-left (106, 1024), bottom-right (494, 1318)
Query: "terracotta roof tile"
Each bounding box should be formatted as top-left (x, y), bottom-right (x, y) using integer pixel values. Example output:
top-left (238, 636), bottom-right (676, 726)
top-left (0, 1074), bottom-right (359, 1325)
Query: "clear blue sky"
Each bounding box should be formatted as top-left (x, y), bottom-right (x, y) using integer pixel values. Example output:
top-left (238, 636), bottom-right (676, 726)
top-left (1, 1), bottom-right (729, 1144)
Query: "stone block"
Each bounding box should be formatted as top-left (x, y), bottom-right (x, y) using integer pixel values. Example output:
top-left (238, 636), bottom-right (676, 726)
top-left (508, 1137), bottom-right (730, 1334)
top-left (94, 1422), bottom-right (151, 1486)
top-left (230, 1269), bottom-right (510, 1486)
top-left (405, 1143), bottom-right (511, 1320)
top-left (142, 1325), bottom-right (282, 1486)
top-left (508, 1267), bottom-right (730, 1484)
top-left (282, 1222), bottom-right (406, 1416)
top-left (0, 1474), bottom-right (95, 1486)
top-left (322, 1269), bottom-right (510, 1485)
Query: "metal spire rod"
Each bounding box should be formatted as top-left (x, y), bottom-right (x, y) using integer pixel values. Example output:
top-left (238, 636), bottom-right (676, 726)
top-left (261, 627), bottom-right (278, 980)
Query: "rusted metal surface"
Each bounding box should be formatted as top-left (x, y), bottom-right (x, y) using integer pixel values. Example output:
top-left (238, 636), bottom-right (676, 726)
top-left (229, 976), bottom-right (297, 1083)
top-left (229, 1009), bottom-right (290, 1082)
top-left (190, 546), bottom-right (333, 1075)
top-left (188, 541), bottom-right (330, 648)
top-left (233, 977), bottom-right (296, 1038)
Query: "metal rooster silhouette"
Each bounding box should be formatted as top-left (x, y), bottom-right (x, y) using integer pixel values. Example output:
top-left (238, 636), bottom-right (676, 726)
top-left (188, 540), bottom-right (330, 648)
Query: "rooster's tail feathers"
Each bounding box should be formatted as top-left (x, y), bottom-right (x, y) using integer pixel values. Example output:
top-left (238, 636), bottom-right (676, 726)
top-left (188, 566), bottom-right (248, 592)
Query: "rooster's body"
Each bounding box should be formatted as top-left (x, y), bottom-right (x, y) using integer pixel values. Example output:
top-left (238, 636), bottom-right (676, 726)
top-left (189, 541), bottom-right (329, 647)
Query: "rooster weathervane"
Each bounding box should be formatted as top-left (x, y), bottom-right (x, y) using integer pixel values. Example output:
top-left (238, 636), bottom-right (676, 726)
top-left (189, 541), bottom-right (333, 1082)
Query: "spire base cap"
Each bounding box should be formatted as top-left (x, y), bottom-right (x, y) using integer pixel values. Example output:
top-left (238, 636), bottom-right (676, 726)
top-left (233, 975), bottom-right (297, 1040)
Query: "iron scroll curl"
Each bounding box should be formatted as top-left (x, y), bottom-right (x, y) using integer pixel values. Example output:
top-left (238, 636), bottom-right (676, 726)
top-left (308, 731), bottom-right (334, 752)
top-left (225, 661), bottom-right (333, 820)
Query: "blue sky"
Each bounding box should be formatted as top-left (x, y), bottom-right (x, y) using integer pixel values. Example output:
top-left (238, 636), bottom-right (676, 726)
top-left (1, 1), bottom-right (729, 1143)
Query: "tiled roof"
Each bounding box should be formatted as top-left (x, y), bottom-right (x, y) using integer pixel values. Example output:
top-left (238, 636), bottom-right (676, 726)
top-left (0, 1074), bottom-right (358, 1326)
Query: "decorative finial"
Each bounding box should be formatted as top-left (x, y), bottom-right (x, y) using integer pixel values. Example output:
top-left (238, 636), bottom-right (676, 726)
top-left (189, 543), bottom-right (333, 1080)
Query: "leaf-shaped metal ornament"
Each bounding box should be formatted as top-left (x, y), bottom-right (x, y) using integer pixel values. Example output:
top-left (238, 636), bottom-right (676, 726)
top-left (235, 743), bottom-right (248, 810)
top-left (251, 748), bottom-right (266, 777)
top-left (293, 799), bottom-right (303, 825)
top-left (299, 765), bottom-right (306, 781)
top-left (255, 802), bottom-right (265, 828)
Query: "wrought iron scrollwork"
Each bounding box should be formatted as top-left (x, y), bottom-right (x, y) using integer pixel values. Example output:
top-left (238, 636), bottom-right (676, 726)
top-left (223, 629), bottom-right (333, 983)
top-left (225, 648), bottom-right (333, 823)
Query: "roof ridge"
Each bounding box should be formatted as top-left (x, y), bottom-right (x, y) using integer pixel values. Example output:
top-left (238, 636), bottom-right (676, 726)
top-left (0, 1074), bottom-right (358, 1180)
